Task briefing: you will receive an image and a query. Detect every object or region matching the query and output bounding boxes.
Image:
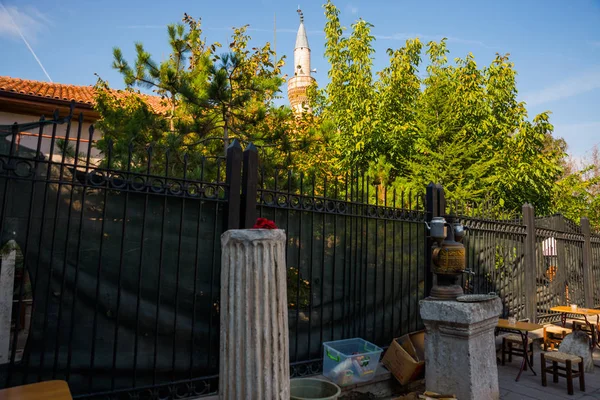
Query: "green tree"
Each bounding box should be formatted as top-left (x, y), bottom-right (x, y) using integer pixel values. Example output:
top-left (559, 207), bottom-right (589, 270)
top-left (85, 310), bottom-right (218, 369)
top-left (313, 2), bottom-right (378, 170)
top-left (311, 1), bottom-right (566, 213)
top-left (551, 145), bottom-right (600, 228)
top-left (94, 14), bottom-right (288, 177)
top-left (90, 1), bottom-right (598, 228)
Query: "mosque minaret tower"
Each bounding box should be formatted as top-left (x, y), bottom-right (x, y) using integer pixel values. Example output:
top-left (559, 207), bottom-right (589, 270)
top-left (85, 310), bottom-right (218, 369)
top-left (287, 8), bottom-right (316, 114)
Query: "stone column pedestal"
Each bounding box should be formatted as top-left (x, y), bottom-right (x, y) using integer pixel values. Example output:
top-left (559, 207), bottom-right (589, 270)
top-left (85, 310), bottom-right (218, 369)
top-left (0, 240), bottom-right (17, 364)
top-left (219, 229), bottom-right (289, 400)
top-left (419, 298), bottom-right (502, 400)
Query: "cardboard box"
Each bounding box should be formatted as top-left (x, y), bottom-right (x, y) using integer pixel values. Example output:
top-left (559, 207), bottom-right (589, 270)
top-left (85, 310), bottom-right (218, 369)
top-left (382, 330), bottom-right (425, 385)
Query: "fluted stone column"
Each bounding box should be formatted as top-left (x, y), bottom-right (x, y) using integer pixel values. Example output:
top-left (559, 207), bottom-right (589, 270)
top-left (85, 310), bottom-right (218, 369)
top-left (420, 298), bottom-right (502, 400)
top-left (0, 240), bottom-right (17, 364)
top-left (219, 229), bottom-right (289, 400)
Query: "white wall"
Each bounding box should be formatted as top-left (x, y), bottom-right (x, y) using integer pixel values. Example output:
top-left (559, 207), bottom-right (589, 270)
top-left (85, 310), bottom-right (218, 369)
top-left (0, 111), bottom-right (103, 164)
top-left (294, 47), bottom-right (311, 76)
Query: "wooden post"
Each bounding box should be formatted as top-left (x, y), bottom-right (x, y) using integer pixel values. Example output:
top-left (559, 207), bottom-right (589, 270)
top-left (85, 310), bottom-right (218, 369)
top-left (425, 183), bottom-right (436, 297)
top-left (241, 144), bottom-right (258, 229)
top-left (581, 217), bottom-right (594, 308)
top-left (555, 217), bottom-right (568, 305)
top-left (425, 183), bottom-right (446, 296)
top-left (436, 183), bottom-right (446, 218)
top-left (522, 204), bottom-right (537, 323)
top-left (224, 140), bottom-right (242, 230)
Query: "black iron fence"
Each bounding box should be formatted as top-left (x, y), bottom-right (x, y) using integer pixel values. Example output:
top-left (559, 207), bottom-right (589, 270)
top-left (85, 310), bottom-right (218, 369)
top-left (255, 168), bottom-right (426, 376)
top-left (457, 211), bottom-right (527, 319)
top-left (592, 236), bottom-right (600, 308)
top-left (0, 111), bottom-right (226, 399)
top-left (0, 108), bottom-right (599, 399)
top-left (451, 201), bottom-right (600, 324)
top-left (534, 226), bottom-right (585, 320)
top-left (0, 110), bottom-right (428, 398)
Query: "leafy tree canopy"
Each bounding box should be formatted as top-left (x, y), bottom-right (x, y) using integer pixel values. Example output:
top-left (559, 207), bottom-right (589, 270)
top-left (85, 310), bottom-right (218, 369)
top-left (309, 1), bottom-right (593, 221)
top-left (95, 14), bottom-right (296, 177)
top-left (92, 3), bottom-right (600, 228)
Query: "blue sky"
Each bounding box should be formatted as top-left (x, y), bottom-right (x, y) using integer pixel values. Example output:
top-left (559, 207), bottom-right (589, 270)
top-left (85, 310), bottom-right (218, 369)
top-left (1, 0), bottom-right (599, 160)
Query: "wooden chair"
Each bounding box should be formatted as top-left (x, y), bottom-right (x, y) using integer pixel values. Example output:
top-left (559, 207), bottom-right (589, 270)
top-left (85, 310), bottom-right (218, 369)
top-left (543, 325), bottom-right (572, 351)
top-left (501, 334), bottom-right (534, 369)
top-left (572, 320), bottom-right (590, 332)
top-left (541, 352), bottom-right (585, 395)
top-left (573, 319), bottom-right (599, 332)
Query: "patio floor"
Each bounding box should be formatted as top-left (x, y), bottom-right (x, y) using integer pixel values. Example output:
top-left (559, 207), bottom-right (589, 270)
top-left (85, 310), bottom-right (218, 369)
top-left (199, 335), bottom-right (600, 399)
top-left (498, 346), bottom-right (600, 400)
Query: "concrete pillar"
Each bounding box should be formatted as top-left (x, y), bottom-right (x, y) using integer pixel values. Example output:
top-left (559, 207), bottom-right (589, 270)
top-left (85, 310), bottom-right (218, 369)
top-left (420, 298), bottom-right (502, 400)
top-left (219, 229), bottom-right (289, 400)
top-left (0, 240), bottom-right (18, 364)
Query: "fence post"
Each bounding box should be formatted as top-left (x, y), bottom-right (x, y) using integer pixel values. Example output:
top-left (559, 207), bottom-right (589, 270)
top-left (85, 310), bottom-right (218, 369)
top-left (436, 183), bottom-right (446, 217)
top-left (425, 183), bottom-right (446, 296)
top-left (241, 143), bottom-right (258, 229)
top-left (581, 217), bottom-right (594, 308)
top-left (522, 204), bottom-right (537, 323)
top-left (224, 139), bottom-right (242, 230)
top-left (554, 217), bottom-right (568, 305)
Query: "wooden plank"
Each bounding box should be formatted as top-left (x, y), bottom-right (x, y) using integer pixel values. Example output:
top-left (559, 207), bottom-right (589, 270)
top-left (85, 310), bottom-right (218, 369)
top-left (550, 306), bottom-right (600, 315)
top-left (0, 381), bottom-right (72, 400)
top-left (497, 318), bottom-right (543, 331)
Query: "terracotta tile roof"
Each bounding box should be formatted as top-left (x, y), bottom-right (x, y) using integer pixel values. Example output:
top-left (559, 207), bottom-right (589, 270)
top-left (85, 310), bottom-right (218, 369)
top-left (0, 76), bottom-right (170, 115)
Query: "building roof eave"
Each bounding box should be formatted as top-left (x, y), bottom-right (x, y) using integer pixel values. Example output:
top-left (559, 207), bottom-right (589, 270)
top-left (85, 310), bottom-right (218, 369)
top-left (0, 91), bottom-right (99, 122)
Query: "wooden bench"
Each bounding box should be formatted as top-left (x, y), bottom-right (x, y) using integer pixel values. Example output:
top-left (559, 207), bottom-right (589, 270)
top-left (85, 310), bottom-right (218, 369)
top-left (0, 380), bottom-right (72, 400)
top-left (541, 352), bottom-right (585, 395)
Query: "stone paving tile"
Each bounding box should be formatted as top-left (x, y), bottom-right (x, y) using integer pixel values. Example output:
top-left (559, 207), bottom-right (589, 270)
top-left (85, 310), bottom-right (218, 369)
top-left (500, 391), bottom-right (538, 399)
top-left (198, 344), bottom-right (600, 399)
top-left (578, 391), bottom-right (600, 400)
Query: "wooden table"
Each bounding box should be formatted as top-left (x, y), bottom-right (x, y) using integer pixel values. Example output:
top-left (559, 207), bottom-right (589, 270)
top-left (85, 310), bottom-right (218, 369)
top-left (0, 380), bottom-right (72, 400)
top-left (550, 306), bottom-right (600, 349)
top-left (497, 319), bottom-right (543, 382)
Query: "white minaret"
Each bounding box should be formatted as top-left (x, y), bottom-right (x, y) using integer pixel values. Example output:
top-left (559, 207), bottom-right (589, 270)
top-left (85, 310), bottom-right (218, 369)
top-left (287, 8), bottom-right (316, 114)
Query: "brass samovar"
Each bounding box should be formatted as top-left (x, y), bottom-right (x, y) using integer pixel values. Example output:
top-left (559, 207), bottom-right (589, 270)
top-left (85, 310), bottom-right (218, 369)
top-left (427, 216), bottom-right (468, 300)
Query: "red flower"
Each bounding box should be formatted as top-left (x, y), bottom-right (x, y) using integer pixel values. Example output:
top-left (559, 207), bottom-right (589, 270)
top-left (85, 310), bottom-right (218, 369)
top-left (253, 218), bottom-right (277, 229)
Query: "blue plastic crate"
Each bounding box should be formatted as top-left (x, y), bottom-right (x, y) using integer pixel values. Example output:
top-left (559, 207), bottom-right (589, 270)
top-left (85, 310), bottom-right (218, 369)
top-left (322, 338), bottom-right (383, 387)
